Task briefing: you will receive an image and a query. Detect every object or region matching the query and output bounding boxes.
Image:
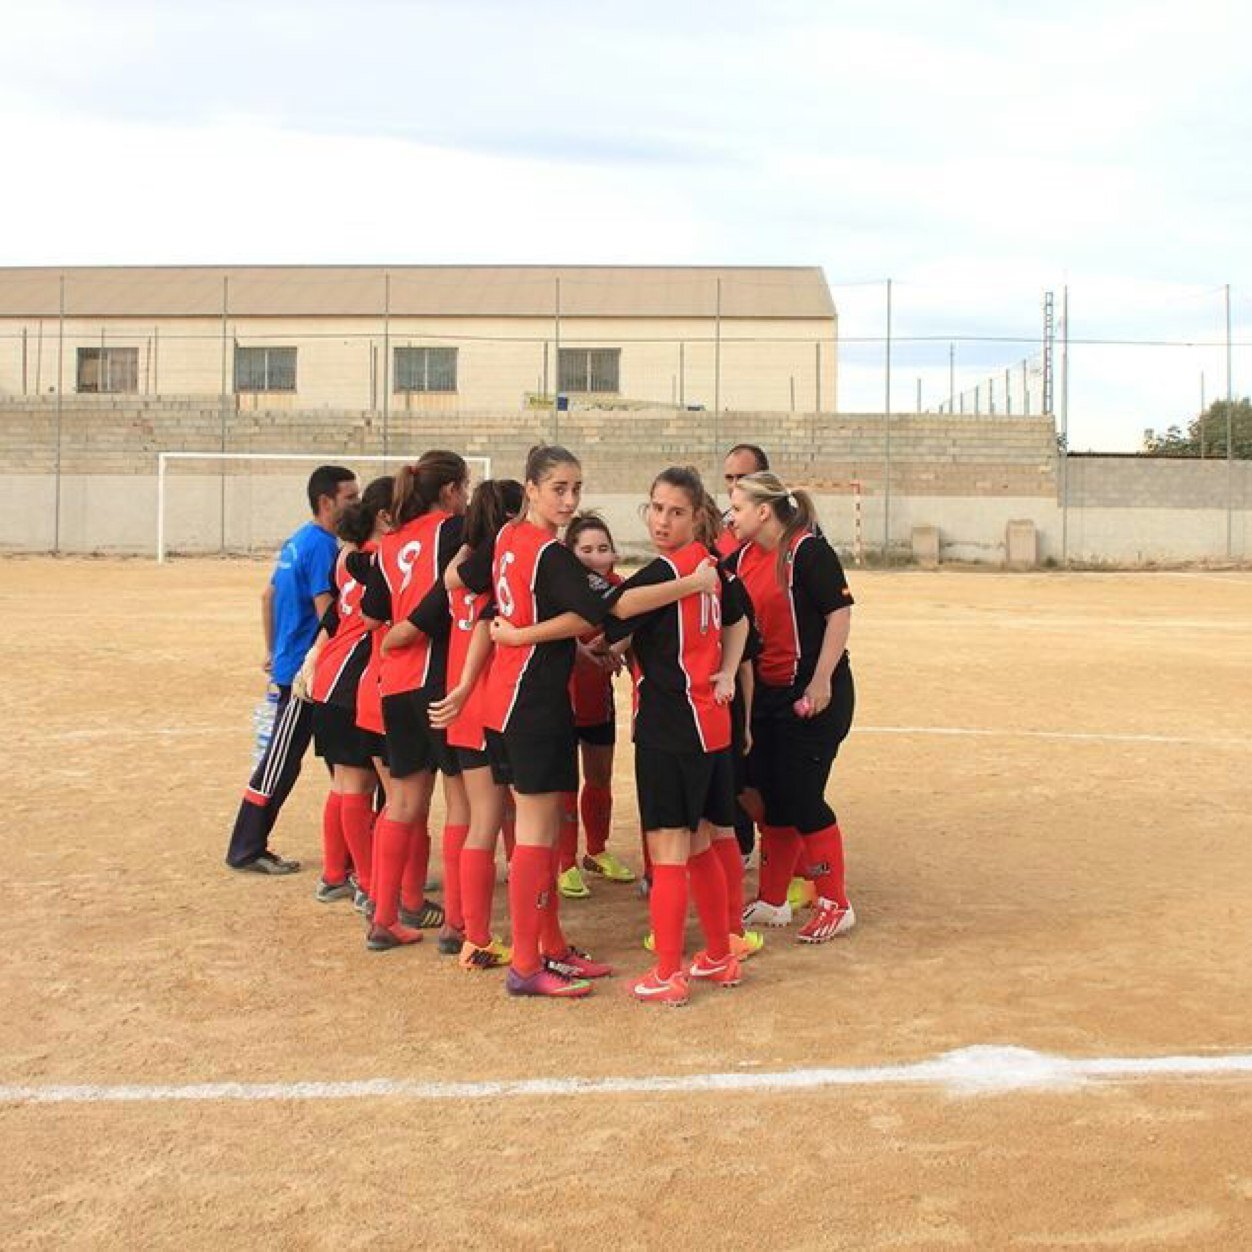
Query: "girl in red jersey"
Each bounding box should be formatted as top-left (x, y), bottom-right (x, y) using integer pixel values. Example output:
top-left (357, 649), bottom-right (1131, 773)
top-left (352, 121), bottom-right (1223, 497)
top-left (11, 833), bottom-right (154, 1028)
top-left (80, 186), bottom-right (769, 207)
top-left (474, 446), bottom-right (718, 999)
top-left (727, 471), bottom-right (857, 943)
top-left (307, 476), bottom-right (393, 906)
top-left (395, 478), bottom-right (525, 972)
top-left (555, 513), bottom-right (634, 899)
top-left (603, 467), bottom-right (749, 1006)
top-left (359, 451), bottom-right (469, 952)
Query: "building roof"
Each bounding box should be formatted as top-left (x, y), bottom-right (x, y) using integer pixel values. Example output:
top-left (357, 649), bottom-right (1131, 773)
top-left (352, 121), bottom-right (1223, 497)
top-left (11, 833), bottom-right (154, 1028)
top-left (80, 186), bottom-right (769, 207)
top-left (0, 265), bottom-right (835, 320)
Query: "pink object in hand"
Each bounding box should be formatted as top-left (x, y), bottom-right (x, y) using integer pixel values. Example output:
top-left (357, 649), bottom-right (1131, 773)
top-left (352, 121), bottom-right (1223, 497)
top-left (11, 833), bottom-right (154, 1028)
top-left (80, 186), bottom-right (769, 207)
top-left (793, 696), bottom-right (814, 718)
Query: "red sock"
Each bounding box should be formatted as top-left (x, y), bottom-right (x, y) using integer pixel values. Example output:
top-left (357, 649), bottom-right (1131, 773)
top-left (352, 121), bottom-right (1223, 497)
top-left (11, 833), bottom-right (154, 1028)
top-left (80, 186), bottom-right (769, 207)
top-left (800, 825), bottom-right (848, 906)
top-left (441, 823), bottom-right (469, 932)
top-left (340, 793), bottom-right (374, 895)
top-left (712, 837), bottom-right (746, 936)
top-left (371, 815), bottom-right (411, 929)
top-left (461, 846), bottom-right (497, 947)
top-left (793, 841), bottom-right (808, 880)
top-left (540, 844), bottom-right (568, 956)
top-left (401, 816), bottom-right (431, 913)
top-left (320, 792), bottom-right (347, 884)
top-left (580, 784), bottom-right (613, 857)
top-left (557, 793), bottom-right (579, 873)
top-left (650, 863), bottom-right (688, 979)
top-left (758, 825), bottom-right (800, 906)
top-left (508, 844), bottom-right (552, 976)
top-left (501, 812), bottom-right (516, 862)
top-left (687, 846), bottom-right (730, 961)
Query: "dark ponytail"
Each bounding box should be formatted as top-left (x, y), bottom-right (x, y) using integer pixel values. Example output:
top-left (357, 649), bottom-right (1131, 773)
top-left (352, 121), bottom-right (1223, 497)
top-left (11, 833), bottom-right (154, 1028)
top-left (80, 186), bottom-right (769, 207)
top-left (336, 474), bottom-right (394, 545)
top-left (465, 479), bottom-right (524, 548)
top-left (392, 449), bottom-right (468, 525)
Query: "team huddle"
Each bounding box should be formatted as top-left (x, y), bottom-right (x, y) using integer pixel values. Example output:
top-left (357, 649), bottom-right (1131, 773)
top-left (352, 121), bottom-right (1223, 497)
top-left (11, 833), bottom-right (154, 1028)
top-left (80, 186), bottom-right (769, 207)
top-left (233, 442), bottom-right (857, 1005)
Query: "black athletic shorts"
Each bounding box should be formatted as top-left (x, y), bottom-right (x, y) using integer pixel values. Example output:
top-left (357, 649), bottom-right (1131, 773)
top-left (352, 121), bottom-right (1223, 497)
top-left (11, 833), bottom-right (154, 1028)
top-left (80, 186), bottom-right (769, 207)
top-left (359, 728), bottom-right (388, 765)
top-left (313, 701), bottom-right (374, 769)
top-left (488, 726), bottom-right (578, 795)
top-left (576, 720), bottom-right (615, 747)
top-left (382, 689), bottom-right (460, 780)
top-left (456, 745), bottom-right (492, 772)
top-left (635, 744), bottom-right (736, 833)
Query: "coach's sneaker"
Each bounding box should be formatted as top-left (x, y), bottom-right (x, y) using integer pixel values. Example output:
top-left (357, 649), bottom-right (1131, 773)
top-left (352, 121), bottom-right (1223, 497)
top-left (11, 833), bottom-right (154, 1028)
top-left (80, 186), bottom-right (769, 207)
top-left (436, 923), bottom-right (466, 955)
top-left (797, 897), bottom-right (856, 944)
top-left (459, 937), bottom-right (512, 971)
top-left (557, 866), bottom-right (591, 899)
top-left (631, 968), bottom-right (690, 1007)
top-left (544, 946), bottom-right (613, 979)
top-left (315, 878), bottom-right (354, 903)
top-left (233, 849), bottom-right (300, 875)
top-left (506, 965), bottom-right (592, 999)
top-left (729, 929), bottom-right (765, 960)
top-left (688, 950), bottom-right (743, 987)
top-left (583, 851), bottom-right (636, 883)
top-left (742, 898), bottom-right (792, 929)
top-left (399, 899), bottom-right (445, 929)
top-left (787, 876), bottom-right (818, 911)
top-left (366, 922), bottom-right (423, 951)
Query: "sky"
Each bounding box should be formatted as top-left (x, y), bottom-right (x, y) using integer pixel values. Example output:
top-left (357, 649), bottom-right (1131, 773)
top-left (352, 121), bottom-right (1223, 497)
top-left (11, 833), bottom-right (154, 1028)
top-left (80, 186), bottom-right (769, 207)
top-left (1, 0), bottom-right (1249, 450)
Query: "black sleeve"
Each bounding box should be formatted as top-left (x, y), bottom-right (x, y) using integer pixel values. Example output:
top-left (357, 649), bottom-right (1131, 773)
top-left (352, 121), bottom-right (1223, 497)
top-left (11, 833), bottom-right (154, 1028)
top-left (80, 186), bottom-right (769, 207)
top-left (720, 568), bottom-right (746, 628)
top-left (407, 580), bottom-right (450, 637)
top-left (541, 543), bottom-right (613, 628)
top-left (437, 515), bottom-right (465, 573)
top-left (794, 535), bottom-right (855, 615)
top-left (319, 601), bottom-right (339, 637)
top-left (457, 534), bottom-right (496, 596)
top-left (361, 561), bottom-right (391, 622)
top-left (602, 558), bottom-right (674, 644)
top-left (344, 549), bottom-right (373, 584)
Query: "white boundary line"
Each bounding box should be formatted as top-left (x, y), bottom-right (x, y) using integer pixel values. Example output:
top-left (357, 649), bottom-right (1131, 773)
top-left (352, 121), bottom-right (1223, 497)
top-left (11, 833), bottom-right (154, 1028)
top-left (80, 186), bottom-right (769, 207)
top-left (4, 1047), bottom-right (1252, 1105)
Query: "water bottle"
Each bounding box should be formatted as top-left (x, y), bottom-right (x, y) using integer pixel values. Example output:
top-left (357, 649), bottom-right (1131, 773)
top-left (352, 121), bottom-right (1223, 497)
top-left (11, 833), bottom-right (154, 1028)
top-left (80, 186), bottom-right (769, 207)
top-left (251, 684), bottom-right (281, 768)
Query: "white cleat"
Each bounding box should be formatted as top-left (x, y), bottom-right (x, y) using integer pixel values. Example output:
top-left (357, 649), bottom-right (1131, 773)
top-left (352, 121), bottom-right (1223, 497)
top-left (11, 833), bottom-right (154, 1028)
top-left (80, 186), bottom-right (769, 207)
top-left (742, 898), bottom-right (793, 928)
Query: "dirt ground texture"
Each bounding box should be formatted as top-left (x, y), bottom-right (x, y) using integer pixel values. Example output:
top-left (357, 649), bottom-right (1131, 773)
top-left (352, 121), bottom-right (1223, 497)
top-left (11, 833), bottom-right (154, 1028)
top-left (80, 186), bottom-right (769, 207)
top-left (3, 558), bottom-right (1251, 1249)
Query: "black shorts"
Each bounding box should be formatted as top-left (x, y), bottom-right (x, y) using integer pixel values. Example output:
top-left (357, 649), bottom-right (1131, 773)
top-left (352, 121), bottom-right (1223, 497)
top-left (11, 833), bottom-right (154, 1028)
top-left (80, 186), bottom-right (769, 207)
top-left (635, 744), bottom-right (736, 833)
top-left (382, 689), bottom-right (460, 780)
top-left (456, 745), bottom-right (492, 773)
top-left (488, 727), bottom-right (578, 795)
top-left (359, 728), bottom-right (388, 765)
top-left (313, 701), bottom-right (374, 769)
top-left (576, 720), bottom-right (615, 747)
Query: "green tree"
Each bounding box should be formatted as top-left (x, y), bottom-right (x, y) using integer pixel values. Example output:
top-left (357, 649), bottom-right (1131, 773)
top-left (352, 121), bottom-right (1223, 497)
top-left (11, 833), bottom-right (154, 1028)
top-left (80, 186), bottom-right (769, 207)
top-left (1143, 398), bottom-right (1252, 458)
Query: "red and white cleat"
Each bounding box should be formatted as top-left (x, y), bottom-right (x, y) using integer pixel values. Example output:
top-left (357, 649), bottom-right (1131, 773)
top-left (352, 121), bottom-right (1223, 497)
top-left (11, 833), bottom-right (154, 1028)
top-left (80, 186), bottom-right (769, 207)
top-left (688, 950), bottom-right (743, 987)
top-left (796, 897), bottom-right (856, 943)
top-left (631, 968), bottom-right (690, 1007)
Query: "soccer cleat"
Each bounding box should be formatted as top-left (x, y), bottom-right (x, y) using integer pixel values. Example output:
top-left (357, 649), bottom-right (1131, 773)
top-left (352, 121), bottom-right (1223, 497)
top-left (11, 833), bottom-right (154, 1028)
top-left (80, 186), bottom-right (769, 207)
top-left (315, 878), bottom-right (354, 903)
top-left (796, 897), bottom-right (856, 943)
top-left (366, 922), bottom-right (423, 951)
top-left (436, 924), bottom-right (465, 955)
top-left (642, 931), bottom-right (656, 953)
top-left (631, 968), bottom-right (690, 1007)
top-left (399, 899), bottom-right (445, 929)
top-left (688, 950), bottom-right (743, 986)
top-left (729, 929), bottom-right (765, 960)
top-left (787, 876), bottom-right (818, 911)
top-left (506, 966), bottom-right (593, 998)
top-left (557, 866), bottom-right (591, 899)
top-left (352, 887), bottom-right (371, 915)
top-left (742, 898), bottom-right (793, 929)
top-left (582, 851), bottom-right (636, 882)
top-left (459, 937), bottom-right (512, 971)
top-left (544, 947), bottom-right (612, 979)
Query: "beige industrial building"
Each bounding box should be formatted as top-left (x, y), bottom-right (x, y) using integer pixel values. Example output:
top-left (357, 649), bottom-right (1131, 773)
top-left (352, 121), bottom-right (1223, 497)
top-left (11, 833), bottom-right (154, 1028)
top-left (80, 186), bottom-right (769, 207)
top-left (0, 265), bottom-right (838, 414)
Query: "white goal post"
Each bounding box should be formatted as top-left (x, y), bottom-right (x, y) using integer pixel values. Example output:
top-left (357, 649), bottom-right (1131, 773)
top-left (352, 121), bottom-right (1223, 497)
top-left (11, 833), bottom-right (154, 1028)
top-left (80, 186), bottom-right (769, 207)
top-left (156, 451), bottom-right (492, 563)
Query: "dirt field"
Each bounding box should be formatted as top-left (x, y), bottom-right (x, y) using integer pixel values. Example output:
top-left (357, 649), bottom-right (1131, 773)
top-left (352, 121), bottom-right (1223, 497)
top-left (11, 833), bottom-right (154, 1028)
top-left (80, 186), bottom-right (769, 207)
top-left (4, 558), bottom-right (1252, 1249)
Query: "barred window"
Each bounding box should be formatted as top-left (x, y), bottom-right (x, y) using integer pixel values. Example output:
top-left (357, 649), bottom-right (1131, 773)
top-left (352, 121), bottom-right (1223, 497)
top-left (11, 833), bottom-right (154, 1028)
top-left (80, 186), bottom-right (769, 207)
top-left (234, 346), bottom-right (297, 393)
top-left (77, 347), bottom-right (138, 394)
top-left (558, 348), bottom-right (620, 394)
top-left (394, 346), bottom-right (458, 393)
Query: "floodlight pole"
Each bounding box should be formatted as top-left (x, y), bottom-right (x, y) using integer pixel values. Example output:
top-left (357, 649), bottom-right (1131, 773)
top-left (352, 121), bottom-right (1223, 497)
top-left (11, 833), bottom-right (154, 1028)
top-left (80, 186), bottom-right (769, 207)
top-left (883, 278), bottom-right (892, 560)
top-left (1226, 283), bottom-right (1234, 559)
top-left (54, 275), bottom-right (65, 553)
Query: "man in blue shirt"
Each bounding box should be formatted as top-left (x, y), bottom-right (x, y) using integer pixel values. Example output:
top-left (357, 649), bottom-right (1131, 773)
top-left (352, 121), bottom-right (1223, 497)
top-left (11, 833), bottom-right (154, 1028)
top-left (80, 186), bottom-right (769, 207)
top-left (225, 465), bottom-right (359, 873)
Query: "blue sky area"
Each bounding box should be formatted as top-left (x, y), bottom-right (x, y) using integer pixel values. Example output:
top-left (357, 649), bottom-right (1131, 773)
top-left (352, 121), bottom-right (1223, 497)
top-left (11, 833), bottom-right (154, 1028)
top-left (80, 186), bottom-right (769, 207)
top-left (2, 0), bottom-right (1249, 449)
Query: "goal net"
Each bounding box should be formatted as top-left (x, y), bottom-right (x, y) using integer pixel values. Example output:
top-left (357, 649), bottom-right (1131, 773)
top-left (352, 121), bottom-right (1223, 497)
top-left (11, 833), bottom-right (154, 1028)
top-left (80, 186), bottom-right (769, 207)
top-left (156, 452), bottom-right (492, 562)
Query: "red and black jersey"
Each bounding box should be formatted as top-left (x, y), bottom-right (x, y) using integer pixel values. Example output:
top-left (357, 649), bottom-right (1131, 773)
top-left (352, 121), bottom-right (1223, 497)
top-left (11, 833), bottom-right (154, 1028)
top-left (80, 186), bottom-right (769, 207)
top-left (569, 569), bottom-right (622, 727)
top-left (727, 530), bottom-right (854, 693)
top-left (310, 546), bottom-right (375, 708)
top-left (465, 520), bottom-right (611, 736)
top-left (361, 511), bottom-right (464, 698)
top-left (605, 541), bottom-right (744, 755)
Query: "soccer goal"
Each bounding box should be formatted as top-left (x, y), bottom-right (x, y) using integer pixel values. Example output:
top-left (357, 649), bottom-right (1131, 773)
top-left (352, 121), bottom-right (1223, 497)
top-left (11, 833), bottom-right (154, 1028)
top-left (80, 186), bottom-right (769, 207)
top-left (791, 479), bottom-right (864, 566)
top-left (156, 451), bottom-right (492, 562)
